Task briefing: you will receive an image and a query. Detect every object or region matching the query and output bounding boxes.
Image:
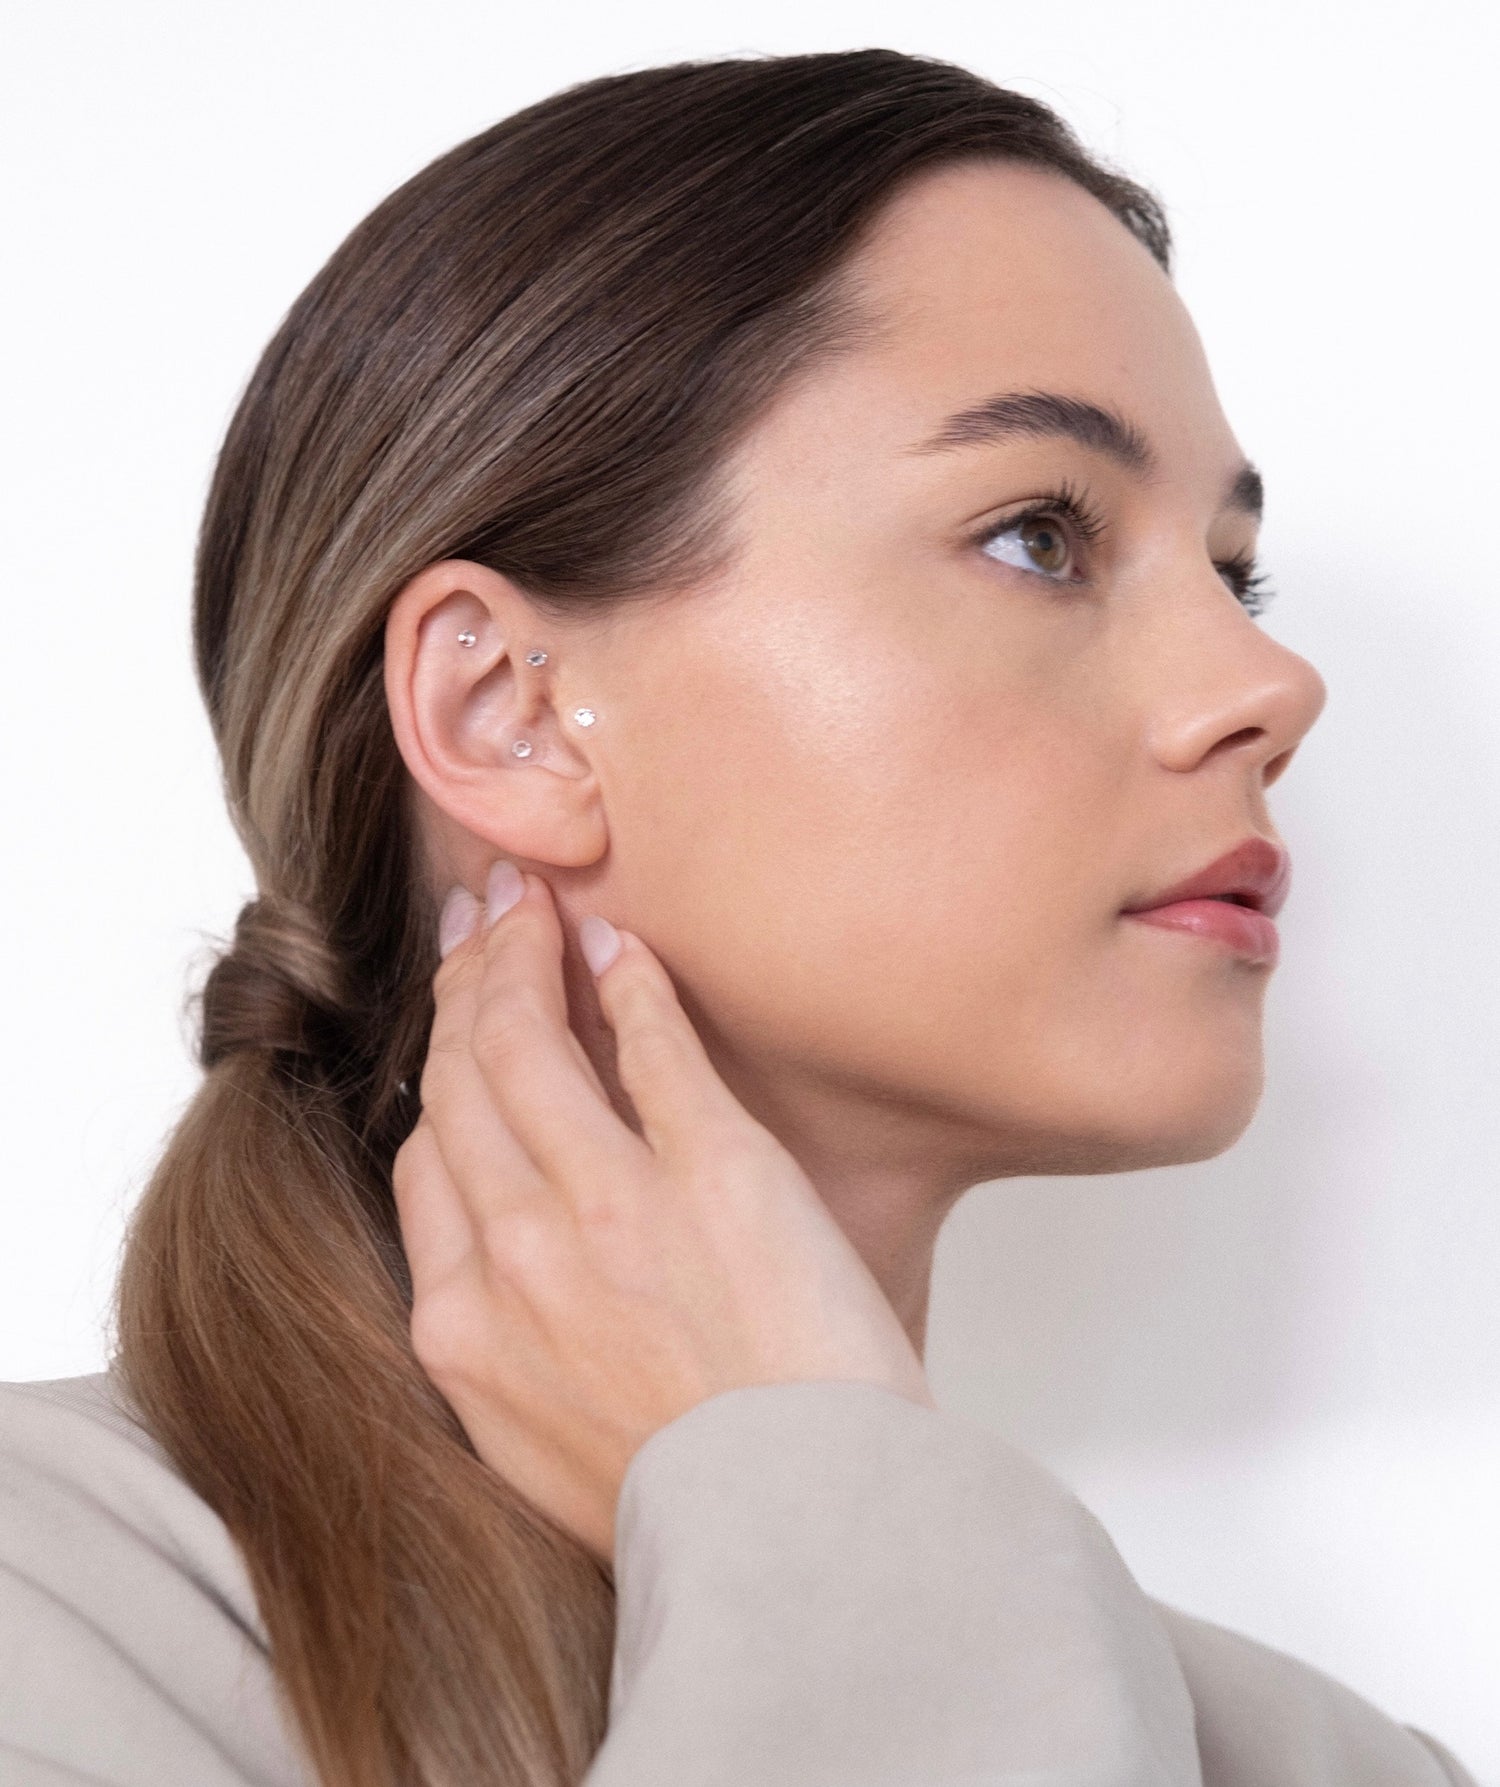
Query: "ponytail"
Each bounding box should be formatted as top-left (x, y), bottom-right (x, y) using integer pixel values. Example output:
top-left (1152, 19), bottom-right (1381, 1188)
top-left (111, 47), bottom-right (1169, 1784)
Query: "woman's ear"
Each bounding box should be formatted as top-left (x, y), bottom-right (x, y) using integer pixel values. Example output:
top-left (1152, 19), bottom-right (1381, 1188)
top-left (383, 559), bottom-right (608, 870)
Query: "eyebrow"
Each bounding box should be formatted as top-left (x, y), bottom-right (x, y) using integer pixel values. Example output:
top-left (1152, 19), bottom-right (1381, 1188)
top-left (905, 388), bottom-right (1263, 519)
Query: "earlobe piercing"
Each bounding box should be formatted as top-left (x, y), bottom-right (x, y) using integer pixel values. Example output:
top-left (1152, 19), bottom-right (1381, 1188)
top-left (457, 629), bottom-right (476, 647)
top-left (573, 708), bottom-right (596, 727)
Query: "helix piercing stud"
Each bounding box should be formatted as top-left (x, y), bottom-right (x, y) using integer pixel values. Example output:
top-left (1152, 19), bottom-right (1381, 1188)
top-left (457, 629), bottom-right (476, 647)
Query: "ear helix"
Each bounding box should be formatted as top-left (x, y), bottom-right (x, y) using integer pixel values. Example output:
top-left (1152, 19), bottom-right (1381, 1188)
top-left (456, 630), bottom-right (597, 755)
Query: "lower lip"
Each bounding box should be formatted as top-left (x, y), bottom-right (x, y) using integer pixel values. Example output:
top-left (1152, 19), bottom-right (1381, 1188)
top-left (1123, 899), bottom-right (1280, 967)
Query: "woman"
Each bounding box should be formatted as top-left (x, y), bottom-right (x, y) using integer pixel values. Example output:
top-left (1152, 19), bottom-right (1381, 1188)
top-left (0, 46), bottom-right (1481, 1787)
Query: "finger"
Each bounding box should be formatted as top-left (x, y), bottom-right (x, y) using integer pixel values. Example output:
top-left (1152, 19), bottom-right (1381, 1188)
top-left (587, 925), bottom-right (765, 1161)
top-left (422, 891), bottom-right (554, 1220)
top-left (390, 1110), bottom-right (477, 1305)
top-left (466, 868), bottom-right (654, 1194)
top-left (431, 877), bottom-right (608, 1119)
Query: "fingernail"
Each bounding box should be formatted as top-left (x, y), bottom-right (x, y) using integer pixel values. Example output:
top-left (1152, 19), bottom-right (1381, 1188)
top-left (578, 914), bottom-right (622, 976)
top-left (485, 859), bottom-right (526, 926)
top-left (439, 885), bottom-right (481, 958)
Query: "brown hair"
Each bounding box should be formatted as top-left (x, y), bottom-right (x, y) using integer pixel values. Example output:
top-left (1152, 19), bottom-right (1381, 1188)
top-left (111, 47), bottom-right (1171, 1787)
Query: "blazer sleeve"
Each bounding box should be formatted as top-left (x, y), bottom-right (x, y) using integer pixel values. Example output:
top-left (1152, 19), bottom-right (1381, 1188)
top-left (587, 1378), bottom-right (1202, 1786)
top-left (585, 1379), bottom-right (1482, 1787)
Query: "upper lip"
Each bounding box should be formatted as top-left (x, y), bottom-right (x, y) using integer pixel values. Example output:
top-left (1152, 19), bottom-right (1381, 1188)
top-left (1123, 837), bottom-right (1292, 920)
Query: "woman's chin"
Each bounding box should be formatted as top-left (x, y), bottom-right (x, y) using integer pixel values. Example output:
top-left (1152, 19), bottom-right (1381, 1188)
top-left (974, 1055), bottom-right (1266, 1179)
top-left (1092, 1057), bottom-right (1266, 1172)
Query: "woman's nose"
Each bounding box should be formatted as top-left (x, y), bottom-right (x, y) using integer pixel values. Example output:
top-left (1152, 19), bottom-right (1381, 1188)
top-left (1146, 614), bottom-right (1329, 787)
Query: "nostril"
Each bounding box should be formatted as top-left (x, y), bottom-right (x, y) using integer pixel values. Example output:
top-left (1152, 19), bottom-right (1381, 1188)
top-left (1263, 745), bottom-right (1298, 788)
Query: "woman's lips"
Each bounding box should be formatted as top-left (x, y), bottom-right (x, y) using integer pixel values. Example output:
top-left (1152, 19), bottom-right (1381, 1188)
top-left (1123, 897), bottom-right (1280, 968)
top-left (1120, 836), bottom-right (1289, 968)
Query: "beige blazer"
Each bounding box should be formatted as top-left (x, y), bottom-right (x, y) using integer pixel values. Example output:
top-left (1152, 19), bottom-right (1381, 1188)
top-left (0, 1371), bottom-right (1482, 1786)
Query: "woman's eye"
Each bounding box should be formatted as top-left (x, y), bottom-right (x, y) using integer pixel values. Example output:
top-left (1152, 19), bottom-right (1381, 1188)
top-left (1217, 558), bottom-right (1274, 618)
top-left (980, 513), bottom-right (1076, 580)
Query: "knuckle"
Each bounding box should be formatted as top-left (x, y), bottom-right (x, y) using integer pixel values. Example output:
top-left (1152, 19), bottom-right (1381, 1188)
top-left (606, 954), bottom-right (669, 1016)
top-left (408, 1281), bottom-right (474, 1382)
top-left (391, 1116), bottom-right (434, 1186)
top-left (477, 899), bottom-right (551, 973)
top-left (614, 1013), bottom-right (682, 1080)
top-left (471, 991), bottom-right (550, 1064)
top-left (570, 1193), bottom-right (622, 1239)
top-left (574, 1202), bottom-right (656, 1292)
top-left (423, 1021), bottom-right (471, 1060)
top-left (432, 941), bottom-right (480, 998)
top-left (570, 1171), bottom-right (645, 1240)
top-left (415, 1054), bottom-right (462, 1128)
top-left (475, 1202), bottom-right (565, 1282)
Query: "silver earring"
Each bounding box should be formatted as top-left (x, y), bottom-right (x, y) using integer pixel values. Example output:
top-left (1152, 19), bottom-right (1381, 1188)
top-left (457, 629), bottom-right (476, 647)
top-left (511, 739), bottom-right (534, 758)
top-left (574, 707), bottom-right (597, 727)
top-left (525, 648), bottom-right (548, 666)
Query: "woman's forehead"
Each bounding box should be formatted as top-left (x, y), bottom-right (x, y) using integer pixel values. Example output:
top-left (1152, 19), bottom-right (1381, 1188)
top-left (732, 165), bottom-right (1239, 496)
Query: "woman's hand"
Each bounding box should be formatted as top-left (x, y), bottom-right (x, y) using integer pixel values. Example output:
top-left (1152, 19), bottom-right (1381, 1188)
top-left (391, 862), bottom-right (935, 1565)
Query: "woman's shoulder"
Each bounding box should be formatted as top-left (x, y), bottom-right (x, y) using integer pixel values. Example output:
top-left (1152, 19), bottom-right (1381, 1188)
top-left (0, 1369), bottom-right (265, 1642)
top-left (0, 1371), bottom-right (312, 1786)
top-left (1, 1367), bottom-right (174, 1473)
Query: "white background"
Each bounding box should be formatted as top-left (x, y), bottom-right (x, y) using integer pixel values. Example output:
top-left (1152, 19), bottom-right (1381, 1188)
top-left (3, 0), bottom-right (1496, 1774)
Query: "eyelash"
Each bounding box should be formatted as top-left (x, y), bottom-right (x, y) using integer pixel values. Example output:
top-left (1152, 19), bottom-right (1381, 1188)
top-left (972, 480), bottom-right (1277, 619)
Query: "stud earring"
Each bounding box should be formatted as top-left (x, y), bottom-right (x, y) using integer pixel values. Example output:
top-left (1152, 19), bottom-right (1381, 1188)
top-left (511, 739), bottom-right (534, 758)
top-left (457, 629), bottom-right (476, 647)
top-left (525, 648), bottom-right (548, 666)
top-left (574, 707), bottom-right (597, 727)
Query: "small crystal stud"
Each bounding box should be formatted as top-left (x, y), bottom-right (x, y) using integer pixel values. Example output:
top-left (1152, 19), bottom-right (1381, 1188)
top-left (457, 629), bottom-right (476, 647)
top-left (525, 649), bottom-right (548, 666)
top-left (573, 707), bottom-right (597, 727)
top-left (510, 739), bottom-right (534, 758)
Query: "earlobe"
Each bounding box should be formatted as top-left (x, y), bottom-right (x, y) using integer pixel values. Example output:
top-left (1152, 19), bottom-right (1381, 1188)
top-left (383, 560), bottom-right (609, 870)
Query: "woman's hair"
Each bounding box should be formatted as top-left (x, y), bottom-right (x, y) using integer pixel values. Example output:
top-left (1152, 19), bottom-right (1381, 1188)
top-left (111, 47), bottom-right (1171, 1787)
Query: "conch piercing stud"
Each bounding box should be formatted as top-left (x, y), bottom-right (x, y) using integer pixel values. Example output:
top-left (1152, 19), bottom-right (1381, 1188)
top-left (511, 710), bottom-right (594, 755)
top-left (459, 633), bottom-right (596, 747)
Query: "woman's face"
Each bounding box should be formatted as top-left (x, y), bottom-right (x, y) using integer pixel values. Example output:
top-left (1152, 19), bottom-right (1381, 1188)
top-left (414, 157), bottom-right (1327, 1194)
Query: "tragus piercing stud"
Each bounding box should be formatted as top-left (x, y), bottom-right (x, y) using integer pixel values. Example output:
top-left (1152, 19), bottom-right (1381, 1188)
top-left (457, 629), bottom-right (476, 647)
top-left (525, 648), bottom-right (548, 666)
top-left (574, 707), bottom-right (597, 727)
top-left (511, 739), bottom-right (534, 759)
